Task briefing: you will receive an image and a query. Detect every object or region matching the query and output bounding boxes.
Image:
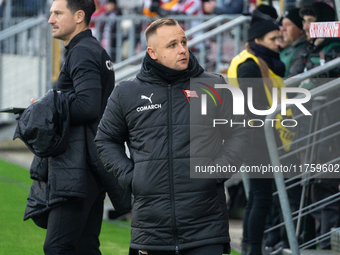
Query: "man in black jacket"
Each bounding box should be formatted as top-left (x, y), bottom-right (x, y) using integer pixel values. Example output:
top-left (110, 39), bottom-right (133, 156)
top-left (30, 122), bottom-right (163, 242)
top-left (25, 0), bottom-right (130, 254)
top-left (95, 18), bottom-right (252, 255)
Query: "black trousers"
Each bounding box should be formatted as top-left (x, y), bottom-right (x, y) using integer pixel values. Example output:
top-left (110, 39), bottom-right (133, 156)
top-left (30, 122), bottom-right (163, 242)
top-left (129, 244), bottom-right (225, 255)
top-left (43, 171), bottom-right (105, 255)
top-left (242, 146), bottom-right (273, 255)
top-left (243, 178), bottom-right (273, 255)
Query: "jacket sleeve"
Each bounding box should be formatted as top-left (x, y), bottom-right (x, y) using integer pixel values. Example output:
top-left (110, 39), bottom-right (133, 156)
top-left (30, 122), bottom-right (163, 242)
top-left (29, 156), bottom-right (48, 182)
top-left (94, 85), bottom-right (134, 191)
top-left (67, 46), bottom-right (102, 125)
top-left (214, 75), bottom-right (253, 178)
top-left (287, 44), bottom-right (309, 78)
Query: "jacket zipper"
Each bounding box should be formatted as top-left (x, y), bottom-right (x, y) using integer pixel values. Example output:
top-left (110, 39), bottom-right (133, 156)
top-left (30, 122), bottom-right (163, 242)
top-left (168, 84), bottom-right (179, 254)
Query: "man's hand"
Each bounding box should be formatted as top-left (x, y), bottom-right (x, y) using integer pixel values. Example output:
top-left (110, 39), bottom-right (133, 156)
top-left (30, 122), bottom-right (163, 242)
top-left (31, 98), bottom-right (36, 104)
top-left (203, 1), bottom-right (216, 14)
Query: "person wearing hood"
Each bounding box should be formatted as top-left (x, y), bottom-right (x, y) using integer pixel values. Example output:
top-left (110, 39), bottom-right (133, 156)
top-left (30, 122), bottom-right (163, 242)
top-left (228, 9), bottom-right (287, 255)
top-left (95, 18), bottom-right (253, 255)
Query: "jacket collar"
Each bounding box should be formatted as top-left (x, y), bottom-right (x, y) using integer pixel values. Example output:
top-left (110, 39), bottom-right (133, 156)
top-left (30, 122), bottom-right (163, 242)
top-left (65, 29), bottom-right (92, 51)
top-left (291, 34), bottom-right (307, 48)
top-left (137, 51), bottom-right (204, 85)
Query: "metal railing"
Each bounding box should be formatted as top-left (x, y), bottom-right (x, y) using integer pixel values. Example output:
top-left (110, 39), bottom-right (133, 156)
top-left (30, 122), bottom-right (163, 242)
top-left (112, 14), bottom-right (241, 72)
top-left (114, 14), bottom-right (251, 83)
top-left (284, 57), bottom-right (340, 87)
top-left (91, 14), bottom-right (223, 64)
top-left (0, 16), bottom-right (51, 124)
top-left (1, 0), bottom-right (47, 19)
top-left (264, 65), bottom-right (340, 254)
top-left (0, 17), bottom-right (28, 31)
top-left (0, 14), bottom-right (249, 133)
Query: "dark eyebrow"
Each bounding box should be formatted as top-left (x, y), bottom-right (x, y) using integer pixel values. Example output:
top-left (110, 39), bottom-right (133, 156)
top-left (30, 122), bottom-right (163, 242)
top-left (166, 36), bottom-right (187, 46)
top-left (166, 39), bottom-right (177, 46)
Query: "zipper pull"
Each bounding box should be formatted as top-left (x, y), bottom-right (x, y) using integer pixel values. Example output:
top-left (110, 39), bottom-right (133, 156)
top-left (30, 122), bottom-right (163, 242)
top-left (175, 246), bottom-right (179, 255)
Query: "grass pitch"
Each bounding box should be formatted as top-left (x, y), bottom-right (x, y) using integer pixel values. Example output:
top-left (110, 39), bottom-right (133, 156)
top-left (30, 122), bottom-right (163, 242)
top-left (0, 157), bottom-right (239, 255)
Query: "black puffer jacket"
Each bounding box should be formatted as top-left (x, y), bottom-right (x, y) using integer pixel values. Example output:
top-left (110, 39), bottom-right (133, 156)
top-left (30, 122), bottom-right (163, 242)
top-left (95, 53), bottom-right (252, 252)
top-left (22, 30), bottom-right (131, 229)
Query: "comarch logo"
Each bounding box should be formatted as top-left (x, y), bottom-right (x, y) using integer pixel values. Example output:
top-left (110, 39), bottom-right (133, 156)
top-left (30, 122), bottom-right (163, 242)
top-left (136, 93), bottom-right (161, 112)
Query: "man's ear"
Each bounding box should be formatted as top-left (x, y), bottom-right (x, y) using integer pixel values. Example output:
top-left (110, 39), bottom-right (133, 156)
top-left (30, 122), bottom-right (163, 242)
top-left (147, 46), bottom-right (157, 60)
top-left (75, 10), bottom-right (85, 24)
top-left (254, 38), bottom-right (260, 44)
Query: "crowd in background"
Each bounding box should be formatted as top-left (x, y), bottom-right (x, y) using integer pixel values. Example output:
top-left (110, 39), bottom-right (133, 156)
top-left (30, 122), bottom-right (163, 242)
top-left (227, 1), bottom-right (340, 254)
top-left (0, 0), bottom-right (47, 17)
top-left (1, 0), bottom-right (339, 254)
top-left (89, 0), bottom-right (340, 254)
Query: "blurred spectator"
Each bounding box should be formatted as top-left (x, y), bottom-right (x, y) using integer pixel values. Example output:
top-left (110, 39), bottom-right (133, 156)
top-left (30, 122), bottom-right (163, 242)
top-left (299, 2), bottom-right (339, 88)
top-left (228, 10), bottom-right (284, 255)
top-left (142, 0), bottom-right (178, 17)
top-left (141, 0), bottom-right (204, 39)
top-left (24, 0), bottom-right (46, 16)
top-left (255, 4), bottom-right (287, 52)
top-left (277, 17), bottom-right (290, 51)
top-left (255, 11), bottom-right (305, 255)
top-left (145, 0), bottom-right (204, 51)
top-left (12, 0), bottom-right (46, 17)
top-left (248, 0), bottom-right (256, 12)
top-left (154, 0), bottom-right (203, 34)
top-left (203, 0), bottom-right (243, 15)
top-left (280, 8), bottom-right (308, 78)
top-left (297, 2), bottom-right (340, 249)
top-left (261, 9), bottom-right (307, 254)
top-left (99, 0), bottom-right (122, 61)
top-left (93, 0), bottom-right (106, 19)
top-left (90, 0), bottom-right (106, 39)
top-left (154, 0), bottom-right (203, 17)
top-left (256, 4), bottom-right (278, 20)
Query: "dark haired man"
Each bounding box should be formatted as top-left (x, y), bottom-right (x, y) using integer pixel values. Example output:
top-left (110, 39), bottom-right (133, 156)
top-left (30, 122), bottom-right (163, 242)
top-left (23, 0), bottom-right (130, 254)
top-left (95, 18), bottom-right (252, 255)
top-left (46, 0), bottom-right (114, 254)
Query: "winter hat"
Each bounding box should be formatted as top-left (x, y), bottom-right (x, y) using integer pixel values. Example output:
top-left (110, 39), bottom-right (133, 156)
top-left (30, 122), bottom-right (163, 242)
top-left (248, 9), bottom-right (280, 41)
top-left (256, 4), bottom-right (278, 20)
top-left (283, 8), bottom-right (303, 30)
top-left (300, 2), bottom-right (336, 22)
